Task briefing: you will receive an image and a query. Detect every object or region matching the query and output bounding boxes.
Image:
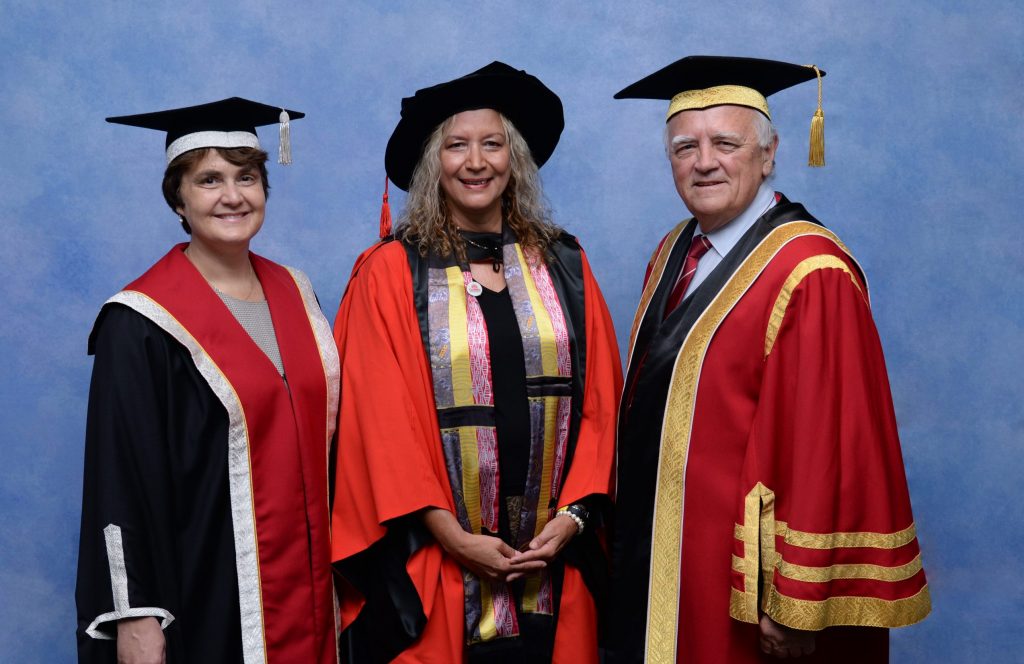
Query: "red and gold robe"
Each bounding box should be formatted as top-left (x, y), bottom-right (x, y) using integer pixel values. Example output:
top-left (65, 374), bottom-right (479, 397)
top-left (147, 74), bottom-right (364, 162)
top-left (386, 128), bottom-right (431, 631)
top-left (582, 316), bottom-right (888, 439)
top-left (77, 245), bottom-right (340, 664)
top-left (609, 197), bottom-right (930, 663)
top-left (330, 234), bottom-right (622, 663)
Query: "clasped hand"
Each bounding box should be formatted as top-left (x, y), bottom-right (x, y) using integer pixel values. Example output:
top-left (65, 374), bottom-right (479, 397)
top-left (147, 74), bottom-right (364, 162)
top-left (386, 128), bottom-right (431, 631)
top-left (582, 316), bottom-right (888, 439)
top-left (423, 507), bottom-right (577, 584)
top-left (505, 515), bottom-right (578, 581)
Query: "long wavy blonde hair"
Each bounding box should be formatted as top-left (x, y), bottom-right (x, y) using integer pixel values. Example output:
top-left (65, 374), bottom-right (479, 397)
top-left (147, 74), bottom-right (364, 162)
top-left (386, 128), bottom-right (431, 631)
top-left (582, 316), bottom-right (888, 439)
top-left (396, 112), bottom-right (560, 263)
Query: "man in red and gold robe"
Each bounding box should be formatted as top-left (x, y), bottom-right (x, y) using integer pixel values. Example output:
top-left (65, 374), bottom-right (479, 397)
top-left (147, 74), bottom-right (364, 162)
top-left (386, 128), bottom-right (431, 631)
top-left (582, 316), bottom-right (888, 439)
top-left (608, 55), bottom-right (931, 663)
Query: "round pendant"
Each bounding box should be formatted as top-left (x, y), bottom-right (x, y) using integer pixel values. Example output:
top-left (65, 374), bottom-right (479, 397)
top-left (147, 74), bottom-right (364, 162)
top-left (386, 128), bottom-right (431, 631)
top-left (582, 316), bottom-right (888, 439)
top-left (466, 280), bottom-right (483, 297)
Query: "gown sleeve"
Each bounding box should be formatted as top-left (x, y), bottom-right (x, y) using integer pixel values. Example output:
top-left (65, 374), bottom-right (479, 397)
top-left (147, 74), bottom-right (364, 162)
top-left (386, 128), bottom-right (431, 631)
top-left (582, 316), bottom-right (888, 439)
top-left (330, 245), bottom-right (453, 561)
top-left (330, 244), bottom-right (453, 655)
top-left (557, 248), bottom-right (623, 507)
top-left (76, 305), bottom-right (177, 658)
top-left (733, 258), bottom-right (931, 630)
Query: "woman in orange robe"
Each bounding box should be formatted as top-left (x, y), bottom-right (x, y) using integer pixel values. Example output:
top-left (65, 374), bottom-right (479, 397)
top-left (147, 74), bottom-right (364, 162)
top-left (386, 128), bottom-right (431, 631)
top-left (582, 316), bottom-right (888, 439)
top-left (331, 62), bottom-right (622, 663)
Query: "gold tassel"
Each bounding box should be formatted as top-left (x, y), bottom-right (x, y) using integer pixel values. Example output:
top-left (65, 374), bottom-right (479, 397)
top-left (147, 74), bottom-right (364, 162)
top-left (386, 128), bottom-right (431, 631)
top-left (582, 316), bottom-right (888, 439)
top-left (808, 108), bottom-right (825, 167)
top-left (379, 176), bottom-right (392, 239)
top-left (278, 110), bottom-right (292, 165)
top-left (807, 65), bottom-right (825, 167)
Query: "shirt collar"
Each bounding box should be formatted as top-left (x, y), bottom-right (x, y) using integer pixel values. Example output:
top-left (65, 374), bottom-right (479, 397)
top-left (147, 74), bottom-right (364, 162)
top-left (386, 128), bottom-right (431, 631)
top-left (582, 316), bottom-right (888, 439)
top-left (696, 181), bottom-right (777, 258)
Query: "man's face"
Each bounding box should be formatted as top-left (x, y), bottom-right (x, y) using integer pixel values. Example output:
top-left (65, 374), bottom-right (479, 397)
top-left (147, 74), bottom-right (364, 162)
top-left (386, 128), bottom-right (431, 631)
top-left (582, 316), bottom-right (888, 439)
top-left (666, 105), bottom-right (778, 233)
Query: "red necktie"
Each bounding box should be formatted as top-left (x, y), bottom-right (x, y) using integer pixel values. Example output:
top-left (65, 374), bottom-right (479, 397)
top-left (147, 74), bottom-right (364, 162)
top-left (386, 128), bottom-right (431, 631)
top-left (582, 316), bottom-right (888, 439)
top-left (664, 234), bottom-right (713, 317)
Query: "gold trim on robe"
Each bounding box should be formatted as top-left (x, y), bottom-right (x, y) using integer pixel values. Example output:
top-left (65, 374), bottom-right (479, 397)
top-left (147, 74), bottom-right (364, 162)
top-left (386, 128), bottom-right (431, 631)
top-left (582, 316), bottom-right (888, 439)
top-left (645, 221), bottom-right (870, 663)
top-left (763, 254), bottom-right (866, 357)
top-left (730, 484), bottom-right (931, 630)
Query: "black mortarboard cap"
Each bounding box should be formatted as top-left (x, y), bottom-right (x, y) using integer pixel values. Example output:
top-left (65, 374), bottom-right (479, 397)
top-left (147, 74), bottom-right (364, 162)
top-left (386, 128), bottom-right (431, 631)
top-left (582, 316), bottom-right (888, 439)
top-left (106, 97), bottom-right (305, 165)
top-left (615, 55), bottom-right (828, 166)
top-left (385, 61), bottom-right (564, 191)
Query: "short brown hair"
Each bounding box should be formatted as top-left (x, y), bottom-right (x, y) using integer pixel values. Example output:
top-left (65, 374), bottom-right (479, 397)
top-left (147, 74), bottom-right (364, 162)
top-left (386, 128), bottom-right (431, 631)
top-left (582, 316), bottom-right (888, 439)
top-left (162, 147), bottom-right (271, 234)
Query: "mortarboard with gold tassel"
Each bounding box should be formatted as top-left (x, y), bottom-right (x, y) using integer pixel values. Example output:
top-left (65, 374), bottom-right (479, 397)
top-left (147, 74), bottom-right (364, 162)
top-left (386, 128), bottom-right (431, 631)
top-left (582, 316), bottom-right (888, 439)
top-left (614, 55), bottom-right (827, 167)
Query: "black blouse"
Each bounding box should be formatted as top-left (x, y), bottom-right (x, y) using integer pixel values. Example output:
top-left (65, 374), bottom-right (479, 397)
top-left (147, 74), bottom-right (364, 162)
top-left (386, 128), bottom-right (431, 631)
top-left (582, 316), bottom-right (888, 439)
top-left (475, 284), bottom-right (531, 501)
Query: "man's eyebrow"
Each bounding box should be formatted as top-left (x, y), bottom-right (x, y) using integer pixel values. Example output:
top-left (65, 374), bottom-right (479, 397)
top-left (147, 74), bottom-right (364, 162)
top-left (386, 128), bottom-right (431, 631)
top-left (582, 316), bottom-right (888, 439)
top-left (670, 134), bottom-right (696, 147)
top-left (711, 131), bottom-right (744, 142)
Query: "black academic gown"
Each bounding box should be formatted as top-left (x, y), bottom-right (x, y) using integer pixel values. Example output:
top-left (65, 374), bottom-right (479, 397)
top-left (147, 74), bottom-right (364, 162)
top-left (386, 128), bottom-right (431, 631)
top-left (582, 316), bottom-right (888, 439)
top-left (76, 304), bottom-right (243, 663)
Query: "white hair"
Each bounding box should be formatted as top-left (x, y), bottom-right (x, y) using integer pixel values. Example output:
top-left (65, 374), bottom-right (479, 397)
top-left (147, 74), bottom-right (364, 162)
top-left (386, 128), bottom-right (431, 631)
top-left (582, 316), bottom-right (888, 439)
top-left (751, 111), bottom-right (778, 149)
top-left (663, 107), bottom-right (777, 176)
top-left (663, 107), bottom-right (777, 153)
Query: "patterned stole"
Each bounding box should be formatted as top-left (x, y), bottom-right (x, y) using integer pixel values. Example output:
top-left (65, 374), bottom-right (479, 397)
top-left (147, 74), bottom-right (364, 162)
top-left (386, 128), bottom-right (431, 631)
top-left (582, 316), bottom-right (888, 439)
top-left (427, 241), bottom-right (573, 645)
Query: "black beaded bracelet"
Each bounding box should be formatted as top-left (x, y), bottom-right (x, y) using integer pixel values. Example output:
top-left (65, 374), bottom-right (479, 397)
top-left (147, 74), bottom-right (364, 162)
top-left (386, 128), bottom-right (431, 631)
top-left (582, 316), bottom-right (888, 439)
top-left (566, 503), bottom-right (590, 524)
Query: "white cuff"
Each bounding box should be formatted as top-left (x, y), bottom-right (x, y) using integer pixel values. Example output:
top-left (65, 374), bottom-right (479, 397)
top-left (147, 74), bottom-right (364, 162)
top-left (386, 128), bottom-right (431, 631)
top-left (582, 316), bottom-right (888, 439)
top-left (85, 607), bottom-right (175, 640)
top-left (88, 524), bottom-right (175, 639)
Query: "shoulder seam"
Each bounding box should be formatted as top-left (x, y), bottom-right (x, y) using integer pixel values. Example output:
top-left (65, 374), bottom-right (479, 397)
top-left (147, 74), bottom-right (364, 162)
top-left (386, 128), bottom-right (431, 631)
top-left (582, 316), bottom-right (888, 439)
top-left (763, 254), bottom-right (867, 359)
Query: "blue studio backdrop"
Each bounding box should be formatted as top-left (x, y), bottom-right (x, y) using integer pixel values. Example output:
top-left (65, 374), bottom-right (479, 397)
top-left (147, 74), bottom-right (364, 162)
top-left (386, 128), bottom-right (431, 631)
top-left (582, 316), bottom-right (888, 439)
top-left (1, 1), bottom-right (1021, 661)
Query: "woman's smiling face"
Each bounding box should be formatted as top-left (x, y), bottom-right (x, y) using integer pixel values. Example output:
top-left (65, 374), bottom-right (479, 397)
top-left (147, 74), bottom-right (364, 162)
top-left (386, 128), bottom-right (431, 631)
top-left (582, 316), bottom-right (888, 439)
top-left (438, 108), bottom-right (510, 232)
top-left (175, 149), bottom-right (266, 251)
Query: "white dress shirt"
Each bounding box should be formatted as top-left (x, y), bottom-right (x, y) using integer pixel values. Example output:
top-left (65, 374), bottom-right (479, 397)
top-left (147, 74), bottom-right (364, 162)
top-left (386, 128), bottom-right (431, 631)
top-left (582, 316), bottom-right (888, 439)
top-left (683, 182), bottom-right (778, 299)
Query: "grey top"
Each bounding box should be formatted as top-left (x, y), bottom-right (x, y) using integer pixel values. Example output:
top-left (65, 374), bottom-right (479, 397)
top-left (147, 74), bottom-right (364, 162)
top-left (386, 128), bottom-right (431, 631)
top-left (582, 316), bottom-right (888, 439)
top-left (217, 291), bottom-right (285, 376)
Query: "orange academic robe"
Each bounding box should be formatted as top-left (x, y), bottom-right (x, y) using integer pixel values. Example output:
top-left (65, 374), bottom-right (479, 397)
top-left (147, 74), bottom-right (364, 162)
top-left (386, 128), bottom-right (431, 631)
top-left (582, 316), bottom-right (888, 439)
top-left (331, 236), bottom-right (621, 663)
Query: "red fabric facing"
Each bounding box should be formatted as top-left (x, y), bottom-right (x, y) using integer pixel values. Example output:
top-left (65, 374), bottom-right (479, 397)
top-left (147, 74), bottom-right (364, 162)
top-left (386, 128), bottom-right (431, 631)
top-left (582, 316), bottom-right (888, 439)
top-left (127, 245), bottom-right (336, 664)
